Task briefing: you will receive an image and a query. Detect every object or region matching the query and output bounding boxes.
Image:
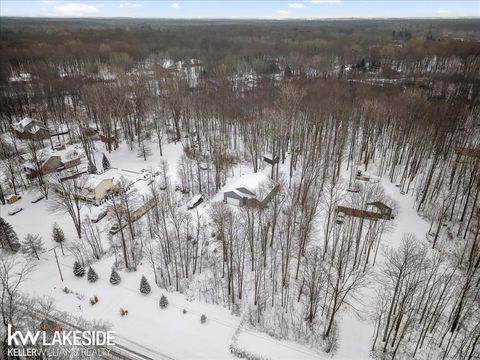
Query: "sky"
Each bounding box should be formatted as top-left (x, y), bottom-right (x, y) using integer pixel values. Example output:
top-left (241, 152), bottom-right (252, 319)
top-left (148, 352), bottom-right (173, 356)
top-left (0, 1), bottom-right (479, 19)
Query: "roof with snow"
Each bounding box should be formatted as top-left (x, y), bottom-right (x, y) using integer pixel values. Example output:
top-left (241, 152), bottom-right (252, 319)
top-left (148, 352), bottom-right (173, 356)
top-left (13, 117), bottom-right (48, 135)
top-left (223, 172), bottom-right (276, 201)
top-left (82, 173), bottom-right (114, 189)
top-left (23, 147), bottom-right (83, 171)
top-left (19, 117), bottom-right (34, 127)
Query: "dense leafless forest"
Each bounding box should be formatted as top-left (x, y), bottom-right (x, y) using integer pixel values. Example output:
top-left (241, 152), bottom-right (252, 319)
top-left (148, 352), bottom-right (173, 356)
top-left (0, 17), bottom-right (479, 359)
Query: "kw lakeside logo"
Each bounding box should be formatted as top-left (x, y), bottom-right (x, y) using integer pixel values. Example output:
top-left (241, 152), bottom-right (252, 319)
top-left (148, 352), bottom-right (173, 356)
top-left (6, 324), bottom-right (115, 357)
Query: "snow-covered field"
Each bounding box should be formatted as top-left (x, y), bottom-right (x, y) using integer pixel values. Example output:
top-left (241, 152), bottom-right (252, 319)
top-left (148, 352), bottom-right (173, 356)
top-left (0, 137), bottom-right (434, 360)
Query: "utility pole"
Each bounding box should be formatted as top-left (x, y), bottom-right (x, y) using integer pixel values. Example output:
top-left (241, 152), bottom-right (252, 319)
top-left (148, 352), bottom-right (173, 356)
top-left (52, 247), bottom-right (64, 282)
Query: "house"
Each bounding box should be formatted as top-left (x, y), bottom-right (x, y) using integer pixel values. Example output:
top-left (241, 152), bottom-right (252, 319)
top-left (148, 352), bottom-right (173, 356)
top-left (24, 155), bottom-right (63, 180)
top-left (336, 206), bottom-right (382, 221)
top-left (23, 149), bottom-right (83, 180)
top-left (336, 202), bottom-right (394, 222)
top-left (367, 201), bottom-right (394, 220)
top-left (52, 173), bottom-right (114, 204)
top-left (79, 175), bottom-right (115, 203)
top-left (128, 195), bottom-right (157, 221)
top-left (12, 117), bottom-right (49, 140)
top-left (223, 173), bottom-right (279, 209)
top-left (108, 179), bottom-right (157, 222)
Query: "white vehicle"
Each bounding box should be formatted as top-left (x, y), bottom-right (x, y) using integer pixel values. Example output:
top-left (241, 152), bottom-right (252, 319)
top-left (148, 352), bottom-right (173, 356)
top-left (31, 194), bottom-right (44, 203)
top-left (187, 195), bottom-right (203, 210)
top-left (8, 207), bottom-right (23, 216)
top-left (91, 209), bottom-right (108, 223)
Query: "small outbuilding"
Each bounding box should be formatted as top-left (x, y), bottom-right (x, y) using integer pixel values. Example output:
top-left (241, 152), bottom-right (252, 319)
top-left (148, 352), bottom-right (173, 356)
top-left (5, 194), bottom-right (18, 204)
top-left (263, 156), bottom-right (279, 166)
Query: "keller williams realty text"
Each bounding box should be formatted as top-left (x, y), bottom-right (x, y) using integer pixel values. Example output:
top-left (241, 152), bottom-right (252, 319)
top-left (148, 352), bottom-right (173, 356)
top-left (7, 324), bottom-right (115, 351)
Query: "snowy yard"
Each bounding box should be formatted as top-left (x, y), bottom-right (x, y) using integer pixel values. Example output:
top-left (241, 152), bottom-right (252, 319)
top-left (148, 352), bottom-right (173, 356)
top-left (1, 137), bottom-right (434, 359)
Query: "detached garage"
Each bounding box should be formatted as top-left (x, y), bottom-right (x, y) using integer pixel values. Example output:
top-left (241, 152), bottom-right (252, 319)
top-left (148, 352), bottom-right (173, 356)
top-left (224, 191), bottom-right (244, 206)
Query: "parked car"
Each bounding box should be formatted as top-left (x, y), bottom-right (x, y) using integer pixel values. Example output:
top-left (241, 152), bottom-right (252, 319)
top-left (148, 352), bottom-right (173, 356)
top-left (91, 210), bottom-right (108, 223)
top-left (187, 195), bottom-right (204, 210)
top-left (336, 213), bottom-right (345, 225)
top-left (109, 223), bottom-right (127, 235)
top-left (8, 207), bottom-right (23, 216)
top-left (31, 194), bottom-right (45, 203)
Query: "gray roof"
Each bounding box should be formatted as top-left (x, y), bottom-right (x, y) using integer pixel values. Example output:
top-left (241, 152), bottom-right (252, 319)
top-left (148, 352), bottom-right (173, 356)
top-left (236, 187), bottom-right (256, 196)
top-left (224, 191), bottom-right (243, 200)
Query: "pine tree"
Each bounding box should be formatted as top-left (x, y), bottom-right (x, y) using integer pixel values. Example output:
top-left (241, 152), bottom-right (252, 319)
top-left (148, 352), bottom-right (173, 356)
top-left (88, 161), bottom-right (97, 175)
top-left (0, 217), bottom-right (20, 252)
top-left (159, 294), bottom-right (168, 308)
top-left (200, 314), bottom-right (207, 324)
top-left (110, 268), bottom-right (121, 285)
top-left (87, 266), bottom-right (98, 282)
top-left (102, 153), bottom-right (110, 170)
top-left (21, 233), bottom-right (45, 260)
top-left (73, 261), bottom-right (85, 277)
top-left (52, 222), bottom-right (66, 255)
top-left (140, 275), bottom-right (151, 294)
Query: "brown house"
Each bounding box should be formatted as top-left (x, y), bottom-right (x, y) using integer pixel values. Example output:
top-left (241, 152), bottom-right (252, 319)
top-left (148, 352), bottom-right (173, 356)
top-left (24, 154), bottom-right (81, 180)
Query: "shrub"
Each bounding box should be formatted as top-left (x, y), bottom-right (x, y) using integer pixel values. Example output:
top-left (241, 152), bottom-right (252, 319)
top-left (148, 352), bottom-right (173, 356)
top-left (159, 294), bottom-right (168, 309)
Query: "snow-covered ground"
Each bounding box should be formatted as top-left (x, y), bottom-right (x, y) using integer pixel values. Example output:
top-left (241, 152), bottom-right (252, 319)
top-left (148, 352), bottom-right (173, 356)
top-left (1, 137), bottom-right (432, 359)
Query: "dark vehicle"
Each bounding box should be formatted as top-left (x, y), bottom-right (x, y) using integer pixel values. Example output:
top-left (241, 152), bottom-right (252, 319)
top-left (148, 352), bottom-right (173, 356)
top-left (109, 223), bottom-right (127, 235)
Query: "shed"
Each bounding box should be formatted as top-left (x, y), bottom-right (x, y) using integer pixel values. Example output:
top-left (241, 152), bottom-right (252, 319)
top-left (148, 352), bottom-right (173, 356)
top-left (6, 194), bottom-right (18, 204)
top-left (264, 156), bottom-right (279, 165)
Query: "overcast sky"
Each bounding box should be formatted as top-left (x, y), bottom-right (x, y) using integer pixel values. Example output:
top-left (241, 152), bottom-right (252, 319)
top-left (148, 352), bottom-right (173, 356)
top-left (1, 1), bottom-right (479, 19)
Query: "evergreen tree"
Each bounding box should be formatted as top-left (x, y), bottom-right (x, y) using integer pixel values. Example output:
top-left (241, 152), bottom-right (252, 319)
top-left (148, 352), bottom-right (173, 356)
top-left (110, 268), bottom-right (121, 285)
top-left (21, 233), bottom-right (45, 260)
top-left (87, 266), bottom-right (98, 282)
top-left (88, 161), bottom-right (97, 174)
top-left (159, 294), bottom-right (168, 308)
top-left (102, 153), bottom-right (110, 170)
top-left (73, 261), bottom-right (85, 277)
top-left (52, 222), bottom-right (66, 255)
top-left (200, 314), bottom-right (207, 324)
top-left (140, 275), bottom-right (151, 294)
top-left (0, 217), bottom-right (20, 252)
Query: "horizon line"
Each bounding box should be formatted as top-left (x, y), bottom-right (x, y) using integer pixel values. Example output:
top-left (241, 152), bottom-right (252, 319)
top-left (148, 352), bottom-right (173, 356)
top-left (2, 15), bottom-right (479, 20)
